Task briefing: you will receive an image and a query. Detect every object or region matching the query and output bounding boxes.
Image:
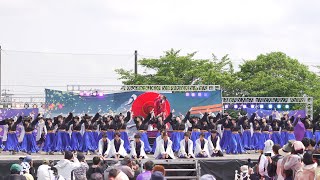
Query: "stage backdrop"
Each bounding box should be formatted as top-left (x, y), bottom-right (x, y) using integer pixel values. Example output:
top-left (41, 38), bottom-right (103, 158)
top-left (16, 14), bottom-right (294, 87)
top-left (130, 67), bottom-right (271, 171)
top-left (0, 108), bottom-right (39, 138)
top-left (245, 108), bottom-right (306, 119)
top-left (45, 89), bottom-right (222, 116)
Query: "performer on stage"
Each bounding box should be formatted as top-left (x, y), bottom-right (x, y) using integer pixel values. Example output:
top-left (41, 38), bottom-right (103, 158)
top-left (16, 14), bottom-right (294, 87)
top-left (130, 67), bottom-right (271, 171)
top-left (98, 134), bottom-right (111, 157)
top-left (252, 118), bottom-right (263, 151)
top-left (108, 132), bottom-right (127, 158)
top-left (0, 116), bottom-right (22, 154)
top-left (227, 118), bottom-right (245, 154)
top-left (151, 130), bottom-right (169, 154)
top-left (53, 113), bottom-right (72, 153)
top-left (261, 118), bottom-right (271, 144)
top-left (36, 116), bottom-right (46, 149)
top-left (240, 117), bottom-right (252, 150)
top-left (68, 116), bottom-right (83, 153)
top-left (190, 113), bottom-right (207, 149)
top-left (154, 132), bottom-right (175, 159)
top-left (286, 116), bottom-right (296, 142)
top-left (114, 111), bottom-right (131, 153)
top-left (303, 116), bottom-right (314, 139)
top-left (80, 114), bottom-right (98, 155)
top-left (43, 118), bottom-right (57, 155)
top-left (154, 94), bottom-right (167, 118)
top-left (170, 110), bottom-right (188, 152)
top-left (134, 112), bottom-right (152, 153)
top-left (219, 114), bottom-right (232, 151)
top-left (313, 115), bottom-right (320, 144)
top-left (280, 115), bottom-right (289, 146)
top-left (195, 132), bottom-right (210, 158)
top-left (91, 113), bottom-right (101, 150)
top-left (293, 115), bottom-right (305, 141)
top-left (130, 133), bottom-right (148, 159)
top-left (21, 115), bottom-right (40, 154)
top-left (178, 132), bottom-right (194, 158)
top-left (98, 115), bottom-right (115, 141)
top-left (270, 119), bottom-right (281, 146)
top-left (208, 130), bottom-right (223, 157)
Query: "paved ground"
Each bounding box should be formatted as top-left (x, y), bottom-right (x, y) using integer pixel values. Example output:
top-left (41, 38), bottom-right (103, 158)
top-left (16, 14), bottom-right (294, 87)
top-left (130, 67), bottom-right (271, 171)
top-left (0, 150), bottom-right (260, 162)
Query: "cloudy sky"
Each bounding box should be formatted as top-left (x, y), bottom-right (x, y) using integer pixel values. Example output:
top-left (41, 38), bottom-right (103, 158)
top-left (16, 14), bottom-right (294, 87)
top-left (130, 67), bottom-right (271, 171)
top-left (0, 0), bottom-right (319, 95)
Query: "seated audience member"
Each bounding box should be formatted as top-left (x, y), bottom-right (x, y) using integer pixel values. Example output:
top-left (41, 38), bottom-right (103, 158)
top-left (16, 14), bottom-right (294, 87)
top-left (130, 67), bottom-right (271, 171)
top-left (154, 132), bottom-right (175, 159)
top-left (151, 171), bottom-right (165, 180)
top-left (284, 141), bottom-right (305, 178)
top-left (108, 132), bottom-right (128, 158)
top-left (54, 151), bottom-right (81, 180)
top-left (136, 161), bottom-right (154, 180)
top-left (153, 165), bottom-right (166, 176)
top-left (6, 164), bottom-right (27, 180)
top-left (195, 132), bottom-right (210, 158)
top-left (98, 134), bottom-right (111, 157)
top-left (208, 130), bottom-right (223, 157)
top-left (108, 169), bottom-right (129, 180)
top-left (178, 132), bottom-right (194, 158)
top-left (130, 134), bottom-right (148, 159)
top-left (73, 153), bottom-right (89, 180)
top-left (258, 140), bottom-right (274, 179)
top-left (87, 156), bottom-right (104, 179)
top-left (295, 151), bottom-right (317, 180)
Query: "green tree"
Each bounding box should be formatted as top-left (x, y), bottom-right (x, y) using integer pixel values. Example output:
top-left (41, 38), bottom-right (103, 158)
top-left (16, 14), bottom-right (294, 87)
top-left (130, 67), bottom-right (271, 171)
top-left (116, 49), bottom-right (238, 95)
top-left (238, 52), bottom-right (320, 115)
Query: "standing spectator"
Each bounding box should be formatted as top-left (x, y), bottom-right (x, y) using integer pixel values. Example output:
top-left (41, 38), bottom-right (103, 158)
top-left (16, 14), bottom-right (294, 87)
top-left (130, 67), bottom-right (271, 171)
top-left (21, 161), bottom-right (34, 180)
top-left (54, 151), bottom-right (81, 180)
top-left (136, 160), bottom-right (154, 180)
top-left (295, 151), bottom-right (317, 180)
top-left (113, 156), bottom-right (138, 180)
top-left (150, 171), bottom-right (165, 180)
top-left (5, 164), bottom-right (27, 180)
top-left (51, 167), bottom-right (65, 180)
top-left (152, 165), bottom-right (166, 176)
top-left (267, 144), bottom-right (283, 179)
top-left (307, 139), bottom-right (316, 151)
top-left (37, 159), bottom-right (54, 180)
top-left (277, 141), bottom-right (294, 180)
top-left (20, 156), bottom-right (36, 179)
top-left (284, 141), bottom-right (305, 178)
top-left (258, 140), bottom-right (274, 180)
top-left (108, 169), bottom-right (129, 180)
top-left (73, 153), bottom-right (89, 180)
top-left (87, 156), bottom-right (104, 179)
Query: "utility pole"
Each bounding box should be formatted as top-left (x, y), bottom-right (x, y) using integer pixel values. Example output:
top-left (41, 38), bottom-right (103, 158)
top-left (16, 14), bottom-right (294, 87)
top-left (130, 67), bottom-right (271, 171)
top-left (0, 45), bottom-right (2, 101)
top-left (134, 50), bottom-right (138, 75)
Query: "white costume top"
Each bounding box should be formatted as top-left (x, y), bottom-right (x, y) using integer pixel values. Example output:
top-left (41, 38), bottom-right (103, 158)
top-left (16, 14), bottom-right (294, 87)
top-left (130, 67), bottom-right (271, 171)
top-left (154, 139), bottom-right (175, 159)
top-left (107, 139), bottom-right (127, 158)
top-left (98, 138), bottom-right (111, 156)
top-left (207, 135), bottom-right (222, 155)
top-left (178, 139), bottom-right (194, 158)
top-left (130, 140), bottom-right (148, 158)
top-left (194, 139), bottom-right (210, 157)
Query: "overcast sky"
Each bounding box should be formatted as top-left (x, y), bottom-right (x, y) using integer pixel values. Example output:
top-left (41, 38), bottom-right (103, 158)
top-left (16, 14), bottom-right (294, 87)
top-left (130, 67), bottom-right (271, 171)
top-left (0, 0), bottom-right (319, 95)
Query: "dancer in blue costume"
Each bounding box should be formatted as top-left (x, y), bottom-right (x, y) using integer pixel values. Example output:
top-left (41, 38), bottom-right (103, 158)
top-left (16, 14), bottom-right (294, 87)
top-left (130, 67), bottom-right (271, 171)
top-left (170, 110), bottom-right (188, 152)
top-left (260, 118), bottom-right (271, 146)
top-left (200, 115), bottom-right (211, 139)
top-left (313, 116), bottom-right (320, 145)
top-left (251, 118), bottom-right (263, 151)
top-left (190, 113), bottom-right (208, 149)
top-left (303, 116), bottom-right (314, 139)
top-left (240, 117), bottom-right (252, 150)
top-left (91, 113), bottom-right (101, 150)
top-left (226, 118), bottom-right (245, 154)
top-left (68, 116), bottom-right (83, 153)
top-left (53, 113), bottom-right (72, 153)
top-left (134, 112), bottom-right (152, 153)
top-left (285, 116), bottom-right (296, 142)
top-left (43, 118), bottom-right (57, 154)
top-left (219, 114), bottom-right (232, 151)
top-left (270, 120), bottom-right (281, 146)
top-left (114, 111), bottom-right (131, 153)
top-left (0, 116), bottom-right (22, 154)
top-left (80, 114), bottom-right (98, 155)
top-left (98, 115), bottom-right (115, 142)
top-left (21, 115), bottom-right (40, 154)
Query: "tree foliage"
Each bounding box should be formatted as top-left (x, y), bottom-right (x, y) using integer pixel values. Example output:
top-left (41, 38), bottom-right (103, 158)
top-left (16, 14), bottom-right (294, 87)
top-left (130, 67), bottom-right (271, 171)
top-left (115, 50), bottom-right (320, 116)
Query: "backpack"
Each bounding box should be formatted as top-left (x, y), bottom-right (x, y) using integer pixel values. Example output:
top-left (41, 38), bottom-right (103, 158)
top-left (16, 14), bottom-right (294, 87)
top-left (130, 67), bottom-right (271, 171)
top-left (267, 154), bottom-right (283, 177)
